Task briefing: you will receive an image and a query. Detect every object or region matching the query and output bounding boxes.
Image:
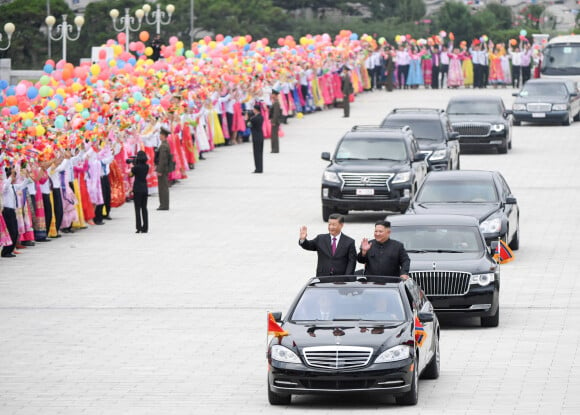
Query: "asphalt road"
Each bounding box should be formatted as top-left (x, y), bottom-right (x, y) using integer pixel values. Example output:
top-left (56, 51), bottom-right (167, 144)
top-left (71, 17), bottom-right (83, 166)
top-left (1, 86), bottom-right (579, 414)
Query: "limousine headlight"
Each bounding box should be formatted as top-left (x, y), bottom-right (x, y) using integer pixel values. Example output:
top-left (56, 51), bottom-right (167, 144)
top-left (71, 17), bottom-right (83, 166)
top-left (470, 273), bottom-right (495, 286)
top-left (512, 104), bottom-right (526, 111)
top-left (552, 104), bottom-right (568, 111)
top-left (375, 345), bottom-right (411, 363)
top-left (323, 171), bottom-right (341, 184)
top-left (271, 345), bottom-right (301, 364)
top-left (491, 124), bottom-right (505, 132)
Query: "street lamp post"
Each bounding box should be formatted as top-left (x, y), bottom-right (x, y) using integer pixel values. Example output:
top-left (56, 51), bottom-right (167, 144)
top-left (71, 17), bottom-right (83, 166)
top-left (142, 3), bottom-right (175, 35)
top-left (45, 14), bottom-right (84, 62)
top-left (110, 7), bottom-right (145, 52)
top-left (0, 22), bottom-right (15, 51)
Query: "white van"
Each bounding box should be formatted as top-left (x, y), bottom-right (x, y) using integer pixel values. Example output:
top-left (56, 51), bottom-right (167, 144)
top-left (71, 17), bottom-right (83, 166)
top-left (541, 35), bottom-right (580, 84)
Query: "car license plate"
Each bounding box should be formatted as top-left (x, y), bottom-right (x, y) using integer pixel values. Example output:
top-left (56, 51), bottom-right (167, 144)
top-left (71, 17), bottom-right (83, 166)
top-left (532, 112), bottom-right (546, 118)
top-left (356, 188), bottom-right (374, 196)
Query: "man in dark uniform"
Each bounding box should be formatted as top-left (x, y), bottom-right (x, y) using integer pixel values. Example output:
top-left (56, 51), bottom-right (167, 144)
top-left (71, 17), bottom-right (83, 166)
top-left (357, 220), bottom-right (410, 278)
top-left (299, 213), bottom-right (357, 276)
top-left (341, 67), bottom-right (353, 118)
top-left (269, 90), bottom-right (281, 153)
top-left (248, 104), bottom-right (264, 173)
top-left (155, 128), bottom-right (171, 210)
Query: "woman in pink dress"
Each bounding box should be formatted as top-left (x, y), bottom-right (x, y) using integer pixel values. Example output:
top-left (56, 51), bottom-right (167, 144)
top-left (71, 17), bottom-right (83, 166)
top-left (447, 47), bottom-right (466, 88)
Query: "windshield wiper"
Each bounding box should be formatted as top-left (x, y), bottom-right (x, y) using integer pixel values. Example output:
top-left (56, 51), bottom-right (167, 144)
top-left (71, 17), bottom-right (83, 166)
top-left (336, 157), bottom-right (363, 161)
top-left (422, 249), bottom-right (465, 253)
top-left (407, 249), bottom-right (428, 253)
top-left (368, 157), bottom-right (402, 161)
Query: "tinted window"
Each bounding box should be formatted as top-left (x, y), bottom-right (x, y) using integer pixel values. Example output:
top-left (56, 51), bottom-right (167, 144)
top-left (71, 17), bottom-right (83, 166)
top-left (417, 179), bottom-right (498, 202)
top-left (542, 44), bottom-right (580, 76)
top-left (291, 287), bottom-right (406, 322)
top-left (392, 225), bottom-right (484, 253)
top-left (520, 83), bottom-right (568, 98)
top-left (335, 138), bottom-right (408, 161)
top-left (383, 119), bottom-right (444, 141)
top-left (447, 101), bottom-right (502, 115)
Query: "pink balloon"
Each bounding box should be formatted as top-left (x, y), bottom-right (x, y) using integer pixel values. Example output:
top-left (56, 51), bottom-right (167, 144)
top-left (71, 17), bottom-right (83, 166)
top-left (169, 36), bottom-right (178, 46)
top-left (56, 59), bottom-right (66, 70)
top-left (15, 84), bottom-right (27, 96)
top-left (117, 33), bottom-right (126, 45)
top-left (1, 108), bottom-right (10, 116)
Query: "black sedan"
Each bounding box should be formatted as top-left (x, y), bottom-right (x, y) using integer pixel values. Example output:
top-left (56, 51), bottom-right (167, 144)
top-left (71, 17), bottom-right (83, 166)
top-left (406, 170), bottom-right (519, 250)
top-left (267, 275), bottom-right (440, 406)
top-left (389, 214), bottom-right (500, 327)
top-left (512, 78), bottom-right (580, 126)
top-left (446, 96), bottom-right (512, 154)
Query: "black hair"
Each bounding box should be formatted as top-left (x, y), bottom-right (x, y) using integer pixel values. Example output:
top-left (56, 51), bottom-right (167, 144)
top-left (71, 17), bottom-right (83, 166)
top-left (135, 150), bottom-right (148, 164)
top-left (375, 220), bottom-right (391, 228)
top-left (328, 213), bottom-right (345, 224)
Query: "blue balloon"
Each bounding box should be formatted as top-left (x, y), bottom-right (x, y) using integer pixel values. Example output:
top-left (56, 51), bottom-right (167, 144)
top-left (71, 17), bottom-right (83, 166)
top-left (224, 35), bottom-right (232, 44)
top-left (9, 106), bottom-right (18, 115)
top-left (244, 44), bottom-right (250, 51)
top-left (0, 95), bottom-right (3, 104)
top-left (350, 33), bottom-right (359, 41)
top-left (0, 80), bottom-right (8, 89)
top-left (27, 86), bottom-right (39, 100)
top-left (151, 97), bottom-right (160, 105)
top-left (6, 86), bottom-right (15, 96)
top-left (128, 58), bottom-right (137, 66)
top-left (117, 60), bottom-right (126, 69)
top-left (43, 64), bottom-right (54, 74)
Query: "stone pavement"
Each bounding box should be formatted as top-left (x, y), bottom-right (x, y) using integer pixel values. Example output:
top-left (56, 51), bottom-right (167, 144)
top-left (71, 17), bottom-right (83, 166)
top-left (1, 87), bottom-right (580, 414)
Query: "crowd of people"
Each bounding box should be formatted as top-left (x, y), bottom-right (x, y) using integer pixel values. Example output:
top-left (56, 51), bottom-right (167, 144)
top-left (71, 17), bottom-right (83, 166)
top-left (0, 30), bottom-right (545, 259)
top-left (365, 36), bottom-right (542, 90)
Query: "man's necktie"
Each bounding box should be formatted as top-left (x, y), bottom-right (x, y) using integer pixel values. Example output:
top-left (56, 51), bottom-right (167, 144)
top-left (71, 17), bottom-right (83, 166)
top-left (331, 237), bottom-right (337, 256)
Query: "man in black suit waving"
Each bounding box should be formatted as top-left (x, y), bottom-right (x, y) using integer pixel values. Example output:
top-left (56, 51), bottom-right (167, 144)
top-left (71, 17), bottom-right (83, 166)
top-left (357, 220), bottom-right (410, 278)
top-left (299, 213), bottom-right (357, 276)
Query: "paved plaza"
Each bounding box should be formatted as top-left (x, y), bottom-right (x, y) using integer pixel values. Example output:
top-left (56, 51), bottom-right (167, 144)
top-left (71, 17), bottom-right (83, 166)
top-left (1, 87), bottom-right (580, 414)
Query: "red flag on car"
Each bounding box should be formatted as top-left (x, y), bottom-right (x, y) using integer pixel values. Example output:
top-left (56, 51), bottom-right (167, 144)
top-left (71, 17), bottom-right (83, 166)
top-left (267, 313), bottom-right (288, 337)
top-left (414, 316), bottom-right (427, 347)
top-left (493, 239), bottom-right (514, 264)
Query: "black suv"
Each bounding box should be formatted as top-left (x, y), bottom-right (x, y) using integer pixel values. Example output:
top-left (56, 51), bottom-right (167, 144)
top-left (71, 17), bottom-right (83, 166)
top-left (321, 126), bottom-right (428, 221)
top-left (389, 214), bottom-right (500, 327)
top-left (446, 96), bottom-right (513, 154)
top-left (381, 108), bottom-right (461, 171)
top-left (267, 275), bottom-right (440, 406)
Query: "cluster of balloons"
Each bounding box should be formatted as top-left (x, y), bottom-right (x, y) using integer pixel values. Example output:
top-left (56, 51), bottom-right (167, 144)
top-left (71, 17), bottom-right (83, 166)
top-left (0, 30), bottom-right (371, 161)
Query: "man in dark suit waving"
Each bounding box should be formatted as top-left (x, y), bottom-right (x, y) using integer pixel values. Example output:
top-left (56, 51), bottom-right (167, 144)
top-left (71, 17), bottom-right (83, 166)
top-left (299, 213), bottom-right (357, 276)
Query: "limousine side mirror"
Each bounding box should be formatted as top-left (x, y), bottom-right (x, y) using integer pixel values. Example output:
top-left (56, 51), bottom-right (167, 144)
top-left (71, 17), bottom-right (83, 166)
top-left (321, 152), bottom-right (331, 161)
top-left (449, 131), bottom-right (460, 140)
top-left (503, 110), bottom-right (513, 118)
top-left (512, 92), bottom-right (520, 97)
top-left (418, 312), bottom-right (434, 323)
top-left (505, 196), bottom-right (517, 204)
top-left (490, 240), bottom-right (499, 253)
top-left (570, 92), bottom-right (578, 97)
top-left (271, 312), bottom-right (283, 322)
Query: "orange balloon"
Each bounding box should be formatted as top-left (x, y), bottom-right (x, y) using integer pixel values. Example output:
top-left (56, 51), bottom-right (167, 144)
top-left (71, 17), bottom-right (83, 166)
top-left (139, 31), bottom-right (149, 42)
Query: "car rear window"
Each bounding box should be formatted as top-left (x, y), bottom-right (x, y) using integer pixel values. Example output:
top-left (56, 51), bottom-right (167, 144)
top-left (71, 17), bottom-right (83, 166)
top-left (417, 179), bottom-right (498, 202)
top-left (447, 101), bottom-right (501, 115)
top-left (392, 225), bottom-right (483, 253)
top-left (382, 119), bottom-right (444, 141)
top-left (335, 138), bottom-right (408, 161)
top-left (291, 287), bottom-right (405, 322)
top-left (520, 83), bottom-right (568, 98)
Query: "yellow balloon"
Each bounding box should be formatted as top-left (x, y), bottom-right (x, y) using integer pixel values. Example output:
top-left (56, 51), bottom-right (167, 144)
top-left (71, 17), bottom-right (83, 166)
top-left (113, 44), bottom-right (123, 56)
top-left (209, 41), bottom-right (216, 49)
top-left (72, 83), bottom-right (82, 93)
top-left (36, 125), bottom-right (46, 136)
top-left (57, 88), bottom-right (66, 96)
top-left (265, 46), bottom-right (270, 53)
top-left (90, 63), bottom-right (101, 76)
top-left (128, 97), bottom-right (135, 104)
top-left (74, 103), bottom-right (84, 112)
top-left (145, 47), bottom-right (153, 56)
top-left (136, 77), bottom-right (145, 88)
top-left (48, 101), bottom-right (57, 109)
top-left (176, 41), bottom-right (184, 50)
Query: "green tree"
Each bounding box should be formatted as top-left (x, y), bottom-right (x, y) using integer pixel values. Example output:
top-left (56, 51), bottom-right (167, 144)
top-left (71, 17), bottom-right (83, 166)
top-left (482, 3), bottom-right (512, 30)
top-left (0, 0), bottom-right (70, 69)
top-left (398, 0), bottom-right (426, 23)
top-left (434, 1), bottom-right (473, 44)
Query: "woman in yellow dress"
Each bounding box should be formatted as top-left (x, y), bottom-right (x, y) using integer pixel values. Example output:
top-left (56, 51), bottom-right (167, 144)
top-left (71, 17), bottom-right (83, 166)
top-left (462, 49), bottom-right (474, 88)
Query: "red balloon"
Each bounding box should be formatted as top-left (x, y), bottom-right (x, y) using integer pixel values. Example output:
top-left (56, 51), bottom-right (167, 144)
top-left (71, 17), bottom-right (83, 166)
top-left (216, 34), bottom-right (224, 42)
top-left (98, 49), bottom-right (107, 60)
